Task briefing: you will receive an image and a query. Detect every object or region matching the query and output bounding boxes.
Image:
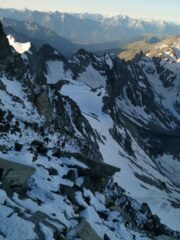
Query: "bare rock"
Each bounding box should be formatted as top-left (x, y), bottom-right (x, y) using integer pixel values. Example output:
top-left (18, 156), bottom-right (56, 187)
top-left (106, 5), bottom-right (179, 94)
top-left (67, 219), bottom-right (103, 240)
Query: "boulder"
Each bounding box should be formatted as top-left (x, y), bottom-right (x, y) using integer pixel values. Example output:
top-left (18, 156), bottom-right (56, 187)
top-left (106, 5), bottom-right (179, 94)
top-left (140, 202), bottom-right (151, 215)
top-left (60, 184), bottom-right (78, 206)
top-left (63, 170), bottom-right (76, 182)
top-left (0, 144), bottom-right (9, 153)
top-left (0, 158), bottom-right (35, 190)
top-left (14, 142), bottom-right (23, 151)
top-left (31, 140), bottom-right (47, 154)
top-left (47, 167), bottom-right (58, 176)
top-left (67, 219), bottom-right (103, 240)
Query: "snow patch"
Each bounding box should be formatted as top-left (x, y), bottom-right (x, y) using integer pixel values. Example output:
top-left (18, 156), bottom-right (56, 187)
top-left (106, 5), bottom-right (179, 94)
top-left (46, 60), bottom-right (72, 84)
top-left (78, 64), bottom-right (106, 88)
top-left (7, 35), bottom-right (31, 54)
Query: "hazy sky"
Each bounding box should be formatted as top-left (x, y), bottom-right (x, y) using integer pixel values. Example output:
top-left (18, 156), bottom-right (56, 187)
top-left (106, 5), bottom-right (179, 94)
top-left (0, 0), bottom-right (179, 22)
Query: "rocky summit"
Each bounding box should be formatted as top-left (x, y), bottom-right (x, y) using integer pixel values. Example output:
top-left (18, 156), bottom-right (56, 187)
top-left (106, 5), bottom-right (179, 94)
top-left (0, 21), bottom-right (180, 240)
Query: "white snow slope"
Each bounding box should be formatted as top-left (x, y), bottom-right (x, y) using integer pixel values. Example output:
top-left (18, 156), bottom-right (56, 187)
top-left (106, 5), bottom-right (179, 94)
top-left (43, 42), bottom-right (180, 231)
top-left (61, 78), bottom-right (180, 231)
top-left (0, 68), bottom-right (151, 240)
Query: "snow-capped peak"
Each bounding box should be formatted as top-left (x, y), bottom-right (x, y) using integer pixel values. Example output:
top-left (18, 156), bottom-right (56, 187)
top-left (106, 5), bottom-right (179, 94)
top-left (7, 35), bottom-right (31, 54)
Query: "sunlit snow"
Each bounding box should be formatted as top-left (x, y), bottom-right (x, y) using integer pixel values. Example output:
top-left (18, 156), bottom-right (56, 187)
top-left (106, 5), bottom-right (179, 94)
top-left (7, 35), bottom-right (31, 54)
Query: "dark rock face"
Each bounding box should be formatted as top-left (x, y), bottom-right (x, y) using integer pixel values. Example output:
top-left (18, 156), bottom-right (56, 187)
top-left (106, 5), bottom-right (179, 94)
top-left (0, 21), bottom-right (12, 64)
top-left (104, 55), bottom-right (170, 123)
top-left (39, 44), bottom-right (66, 63)
top-left (78, 168), bottom-right (107, 193)
top-left (0, 22), bottom-right (27, 80)
top-left (152, 57), bottom-right (176, 87)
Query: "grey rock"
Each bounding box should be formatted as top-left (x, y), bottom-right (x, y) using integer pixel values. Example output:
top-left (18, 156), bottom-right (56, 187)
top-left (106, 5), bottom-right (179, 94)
top-left (63, 170), bottom-right (76, 182)
top-left (0, 145), bottom-right (9, 153)
top-left (67, 219), bottom-right (103, 240)
top-left (0, 157), bottom-right (35, 189)
top-left (36, 90), bottom-right (52, 120)
top-left (31, 140), bottom-right (47, 155)
top-left (60, 184), bottom-right (78, 206)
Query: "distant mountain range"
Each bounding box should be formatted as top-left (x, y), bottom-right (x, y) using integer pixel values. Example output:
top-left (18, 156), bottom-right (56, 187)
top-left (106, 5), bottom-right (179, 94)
top-left (0, 8), bottom-right (180, 57)
top-left (2, 17), bottom-right (133, 57)
top-left (0, 8), bottom-right (180, 45)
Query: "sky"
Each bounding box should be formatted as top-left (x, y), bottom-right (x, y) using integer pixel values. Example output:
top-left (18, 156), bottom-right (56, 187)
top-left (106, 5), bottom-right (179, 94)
top-left (0, 0), bottom-right (179, 22)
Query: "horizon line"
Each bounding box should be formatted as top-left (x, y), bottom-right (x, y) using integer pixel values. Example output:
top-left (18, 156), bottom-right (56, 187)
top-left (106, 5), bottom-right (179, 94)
top-left (0, 7), bottom-right (180, 25)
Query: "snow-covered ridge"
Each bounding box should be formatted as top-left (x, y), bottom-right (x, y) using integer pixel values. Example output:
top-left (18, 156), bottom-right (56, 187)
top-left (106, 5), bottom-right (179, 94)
top-left (7, 35), bottom-right (31, 54)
